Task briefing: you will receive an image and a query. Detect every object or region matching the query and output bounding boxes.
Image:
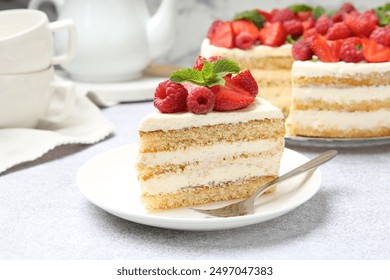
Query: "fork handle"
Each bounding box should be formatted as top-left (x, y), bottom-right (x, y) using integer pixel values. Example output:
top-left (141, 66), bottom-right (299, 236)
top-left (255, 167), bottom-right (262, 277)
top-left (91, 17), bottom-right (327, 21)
top-left (250, 150), bottom-right (338, 201)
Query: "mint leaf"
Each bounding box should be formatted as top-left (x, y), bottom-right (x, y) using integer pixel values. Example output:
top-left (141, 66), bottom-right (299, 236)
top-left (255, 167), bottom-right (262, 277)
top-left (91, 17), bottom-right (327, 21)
top-left (312, 6), bottom-right (326, 19)
top-left (288, 4), bottom-right (313, 13)
top-left (170, 69), bottom-right (206, 86)
top-left (286, 34), bottom-right (302, 44)
top-left (374, 2), bottom-right (390, 26)
top-left (233, 10), bottom-right (265, 29)
top-left (212, 59), bottom-right (240, 77)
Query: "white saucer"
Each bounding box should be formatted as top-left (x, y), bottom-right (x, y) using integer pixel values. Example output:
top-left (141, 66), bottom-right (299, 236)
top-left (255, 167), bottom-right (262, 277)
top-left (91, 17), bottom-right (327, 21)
top-left (55, 70), bottom-right (165, 106)
top-left (76, 144), bottom-right (322, 231)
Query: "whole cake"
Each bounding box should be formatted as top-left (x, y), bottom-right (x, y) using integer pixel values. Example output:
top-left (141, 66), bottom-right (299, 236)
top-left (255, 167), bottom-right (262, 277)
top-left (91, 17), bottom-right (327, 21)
top-left (137, 58), bottom-right (285, 211)
top-left (200, 5), bottom-right (320, 116)
top-left (287, 3), bottom-right (390, 138)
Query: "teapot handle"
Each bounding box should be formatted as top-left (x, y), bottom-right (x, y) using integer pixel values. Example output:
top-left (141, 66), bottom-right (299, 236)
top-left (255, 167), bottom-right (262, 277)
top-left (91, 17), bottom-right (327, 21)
top-left (28, 0), bottom-right (65, 20)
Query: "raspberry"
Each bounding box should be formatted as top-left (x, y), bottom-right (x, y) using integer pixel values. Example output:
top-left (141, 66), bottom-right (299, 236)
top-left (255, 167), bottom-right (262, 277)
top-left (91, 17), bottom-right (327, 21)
top-left (315, 15), bottom-right (333, 35)
top-left (186, 87), bottom-right (215, 114)
top-left (344, 13), bottom-right (377, 38)
top-left (271, 8), bottom-right (295, 23)
top-left (231, 70), bottom-right (258, 97)
top-left (193, 55), bottom-right (223, 70)
top-left (326, 22), bottom-right (352, 40)
top-left (292, 39), bottom-right (313, 61)
top-left (339, 3), bottom-right (356, 14)
top-left (331, 12), bottom-right (343, 23)
top-left (154, 80), bottom-right (188, 113)
top-left (370, 27), bottom-right (390, 47)
top-left (339, 38), bottom-right (364, 62)
top-left (283, 20), bottom-right (304, 39)
top-left (235, 32), bottom-right (254, 50)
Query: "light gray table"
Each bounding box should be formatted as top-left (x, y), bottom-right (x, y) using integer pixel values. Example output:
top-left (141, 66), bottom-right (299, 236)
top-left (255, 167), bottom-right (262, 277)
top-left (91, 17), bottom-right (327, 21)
top-left (1, 101), bottom-right (389, 260)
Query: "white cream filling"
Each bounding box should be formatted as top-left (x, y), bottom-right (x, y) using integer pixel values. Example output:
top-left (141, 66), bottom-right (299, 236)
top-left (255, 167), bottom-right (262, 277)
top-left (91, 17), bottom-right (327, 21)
top-left (141, 154), bottom-right (282, 194)
top-left (287, 109), bottom-right (390, 130)
top-left (200, 38), bottom-right (292, 58)
top-left (292, 61), bottom-right (390, 78)
top-left (292, 86), bottom-right (390, 103)
top-left (138, 138), bottom-right (283, 166)
top-left (139, 98), bottom-right (284, 132)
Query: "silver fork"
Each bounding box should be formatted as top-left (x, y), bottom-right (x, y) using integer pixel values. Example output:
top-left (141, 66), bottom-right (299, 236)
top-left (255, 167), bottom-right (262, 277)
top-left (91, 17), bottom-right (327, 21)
top-left (191, 150), bottom-right (337, 218)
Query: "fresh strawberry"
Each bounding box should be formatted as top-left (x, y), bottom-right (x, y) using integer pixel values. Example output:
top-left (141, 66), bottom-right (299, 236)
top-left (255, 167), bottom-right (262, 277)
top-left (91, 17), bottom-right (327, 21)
top-left (232, 19), bottom-right (259, 41)
top-left (311, 34), bottom-right (340, 62)
top-left (296, 11), bottom-right (313, 22)
top-left (207, 20), bottom-right (223, 39)
top-left (186, 86), bottom-right (215, 114)
top-left (271, 8), bottom-right (295, 23)
top-left (235, 33), bottom-right (255, 50)
top-left (315, 15), bottom-right (333, 35)
top-left (331, 12), bottom-right (343, 23)
top-left (257, 9), bottom-right (272, 22)
top-left (303, 27), bottom-right (318, 42)
top-left (259, 22), bottom-right (287, 47)
top-left (292, 39), bottom-right (313, 61)
top-left (154, 80), bottom-right (188, 113)
top-left (344, 13), bottom-right (377, 38)
top-left (339, 37), bottom-right (364, 62)
top-left (302, 17), bottom-right (315, 31)
top-left (209, 21), bottom-right (234, 48)
top-left (370, 27), bottom-right (390, 47)
top-left (362, 38), bottom-right (390, 62)
top-left (339, 2), bottom-right (356, 14)
top-left (231, 70), bottom-right (258, 97)
top-left (326, 22), bottom-right (352, 40)
top-left (193, 56), bottom-right (223, 70)
top-left (284, 20), bottom-right (304, 39)
top-left (211, 76), bottom-right (255, 111)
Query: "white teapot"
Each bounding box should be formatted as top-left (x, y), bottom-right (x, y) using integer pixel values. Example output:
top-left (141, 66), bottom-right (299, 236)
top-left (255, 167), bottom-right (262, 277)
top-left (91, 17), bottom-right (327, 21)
top-left (29, 0), bottom-right (176, 82)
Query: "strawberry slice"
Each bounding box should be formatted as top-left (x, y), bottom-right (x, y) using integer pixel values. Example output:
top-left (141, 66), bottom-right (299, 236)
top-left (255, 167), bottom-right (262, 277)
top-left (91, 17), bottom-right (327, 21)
top-left (209, 21), bottom-right (234, 48)
top-left (211, 76), bottom-right (255, 111)
top-left (258, 22), bottom-right (287, 47)
top-left (311, 34), bottom-right (341, 62)
top-left (232, 19), bottom-right (259, 41)
top-left (256, 9), bottom-right (272, 22)
top-left (232, 70), bottom-right (258, 97)
top-left (362, 38), bottom-right (390, 63)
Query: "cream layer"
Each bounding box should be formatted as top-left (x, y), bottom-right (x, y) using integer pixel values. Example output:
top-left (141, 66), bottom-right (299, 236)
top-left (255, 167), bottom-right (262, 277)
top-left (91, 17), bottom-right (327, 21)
top-left (139, 98), bottom-right (284, 132)
top-left (292, 86), bottom-right (390, 103)
top-left (138, 138), bottom-right (283, 166)
top-left (200, 39), bottom-right (292, 58)
top-left (140, 154), bottom-right (282, 194)
top-left (292, 61), bottom-right (390, 78)
top-left (287, 109), bottom-right (390, 130)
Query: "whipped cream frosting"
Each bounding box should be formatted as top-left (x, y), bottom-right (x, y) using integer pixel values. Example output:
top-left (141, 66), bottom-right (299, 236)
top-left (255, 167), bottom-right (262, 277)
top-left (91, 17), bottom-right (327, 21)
top-left (292, 61), bottom-right (390, 78)
top-left (200, 38), bottom-right (292, 58)
top-left (139, 98), bottom-right (284, 132)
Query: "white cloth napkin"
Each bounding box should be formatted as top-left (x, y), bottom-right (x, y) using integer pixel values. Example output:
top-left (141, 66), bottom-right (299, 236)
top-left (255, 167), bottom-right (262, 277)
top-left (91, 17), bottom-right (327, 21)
top-left (0, 93), bottom-right (115, 174)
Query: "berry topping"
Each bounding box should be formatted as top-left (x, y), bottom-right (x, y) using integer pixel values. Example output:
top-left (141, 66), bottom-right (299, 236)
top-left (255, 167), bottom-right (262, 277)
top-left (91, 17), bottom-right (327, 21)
top-left (315, 15), bottom-right (333, 35)
top-left (344, 13), bottom-right (377, 38)
top-left (209, 21), bottom-right (234, 48)
top-left (271, 8), bottom-right (295, 23)
top-left (211, 76), bottom-right (255, 111)
top-left (186, 87), bottom-right (215, 114)
top-left (362, 38), bottom-right (390, 62)
top-left (207, 20), bottom-right (223, 39)
top-left (232, 19), bottom-right (259, 41)
top-left (292, 39), bottom-right (313, 61)
top-left (339, 3), bottom-right (356, 14)
top-left (259, 22), bottom-right (287, 47)
top-left (326, 22), bottom-right (353, 40)
top-left (154, 80), bottom-right (188, 113)
top-left (235, 32), bottom-right (255, 50)
top-left (370, 27), bottom-right (390, 47)
top-left (193, 56), bottom-right (223, 71)
top-left (256, 9), bottom-right (272, 22)
top-left (339, 37), bottom-right (364, 62)
top-left (231, 70), bottom-right (258, 97)
top-left (311, 34), bottom-right (341, 62)
top-left (283, 19), bottom-right (304, 39)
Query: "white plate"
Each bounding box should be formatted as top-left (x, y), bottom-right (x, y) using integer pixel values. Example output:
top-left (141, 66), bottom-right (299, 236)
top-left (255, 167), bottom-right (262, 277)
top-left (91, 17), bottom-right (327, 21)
top-left (285, 135), bottom-right (390, 148)
top-left (76, 144), bottom-right (322, 231)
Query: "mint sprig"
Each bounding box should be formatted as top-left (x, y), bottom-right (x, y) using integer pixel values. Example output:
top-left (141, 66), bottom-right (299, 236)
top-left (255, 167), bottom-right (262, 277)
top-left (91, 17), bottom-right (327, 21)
top-left (169, 59), bottom-right (240, 87)
top-left (288, 4), bottom-right (313, 13)
top-left (312, 5), bottom-right (326, 19)
top-left (374, 2), bottom-right (390, 26)
top-left (233, 10), bottom-right (265, 29)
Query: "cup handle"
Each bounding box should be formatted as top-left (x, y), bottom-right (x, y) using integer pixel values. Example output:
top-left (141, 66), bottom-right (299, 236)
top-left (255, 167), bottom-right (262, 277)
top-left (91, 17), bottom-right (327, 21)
top-left (45, 80), bottom-right (75, 123)
top-left (49, 19), bottom-right (77, 65)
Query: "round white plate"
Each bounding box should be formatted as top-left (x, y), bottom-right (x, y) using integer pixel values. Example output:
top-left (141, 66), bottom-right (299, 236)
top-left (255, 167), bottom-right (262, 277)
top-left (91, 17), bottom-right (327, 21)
top-left (76, 144), bottom-right (322, 231)
top-left (285, 135), bottom-right (390, 148)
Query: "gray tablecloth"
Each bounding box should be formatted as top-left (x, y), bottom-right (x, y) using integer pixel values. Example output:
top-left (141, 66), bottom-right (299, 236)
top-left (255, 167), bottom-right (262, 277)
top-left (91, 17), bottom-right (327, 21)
top-left (1, 101), bottom-right (389, 259)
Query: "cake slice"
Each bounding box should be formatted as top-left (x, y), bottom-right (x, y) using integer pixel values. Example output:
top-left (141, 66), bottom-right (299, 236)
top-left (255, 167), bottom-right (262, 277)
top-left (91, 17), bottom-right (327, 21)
top-left (137, 58), bottom-right (285, 211)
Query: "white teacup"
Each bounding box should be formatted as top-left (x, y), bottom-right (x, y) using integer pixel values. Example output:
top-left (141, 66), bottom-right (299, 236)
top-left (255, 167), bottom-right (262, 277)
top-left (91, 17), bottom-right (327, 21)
top-left (0, 67), bottom-right (75, 128)
top-left (0, 9), bottom-right (77, 75)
